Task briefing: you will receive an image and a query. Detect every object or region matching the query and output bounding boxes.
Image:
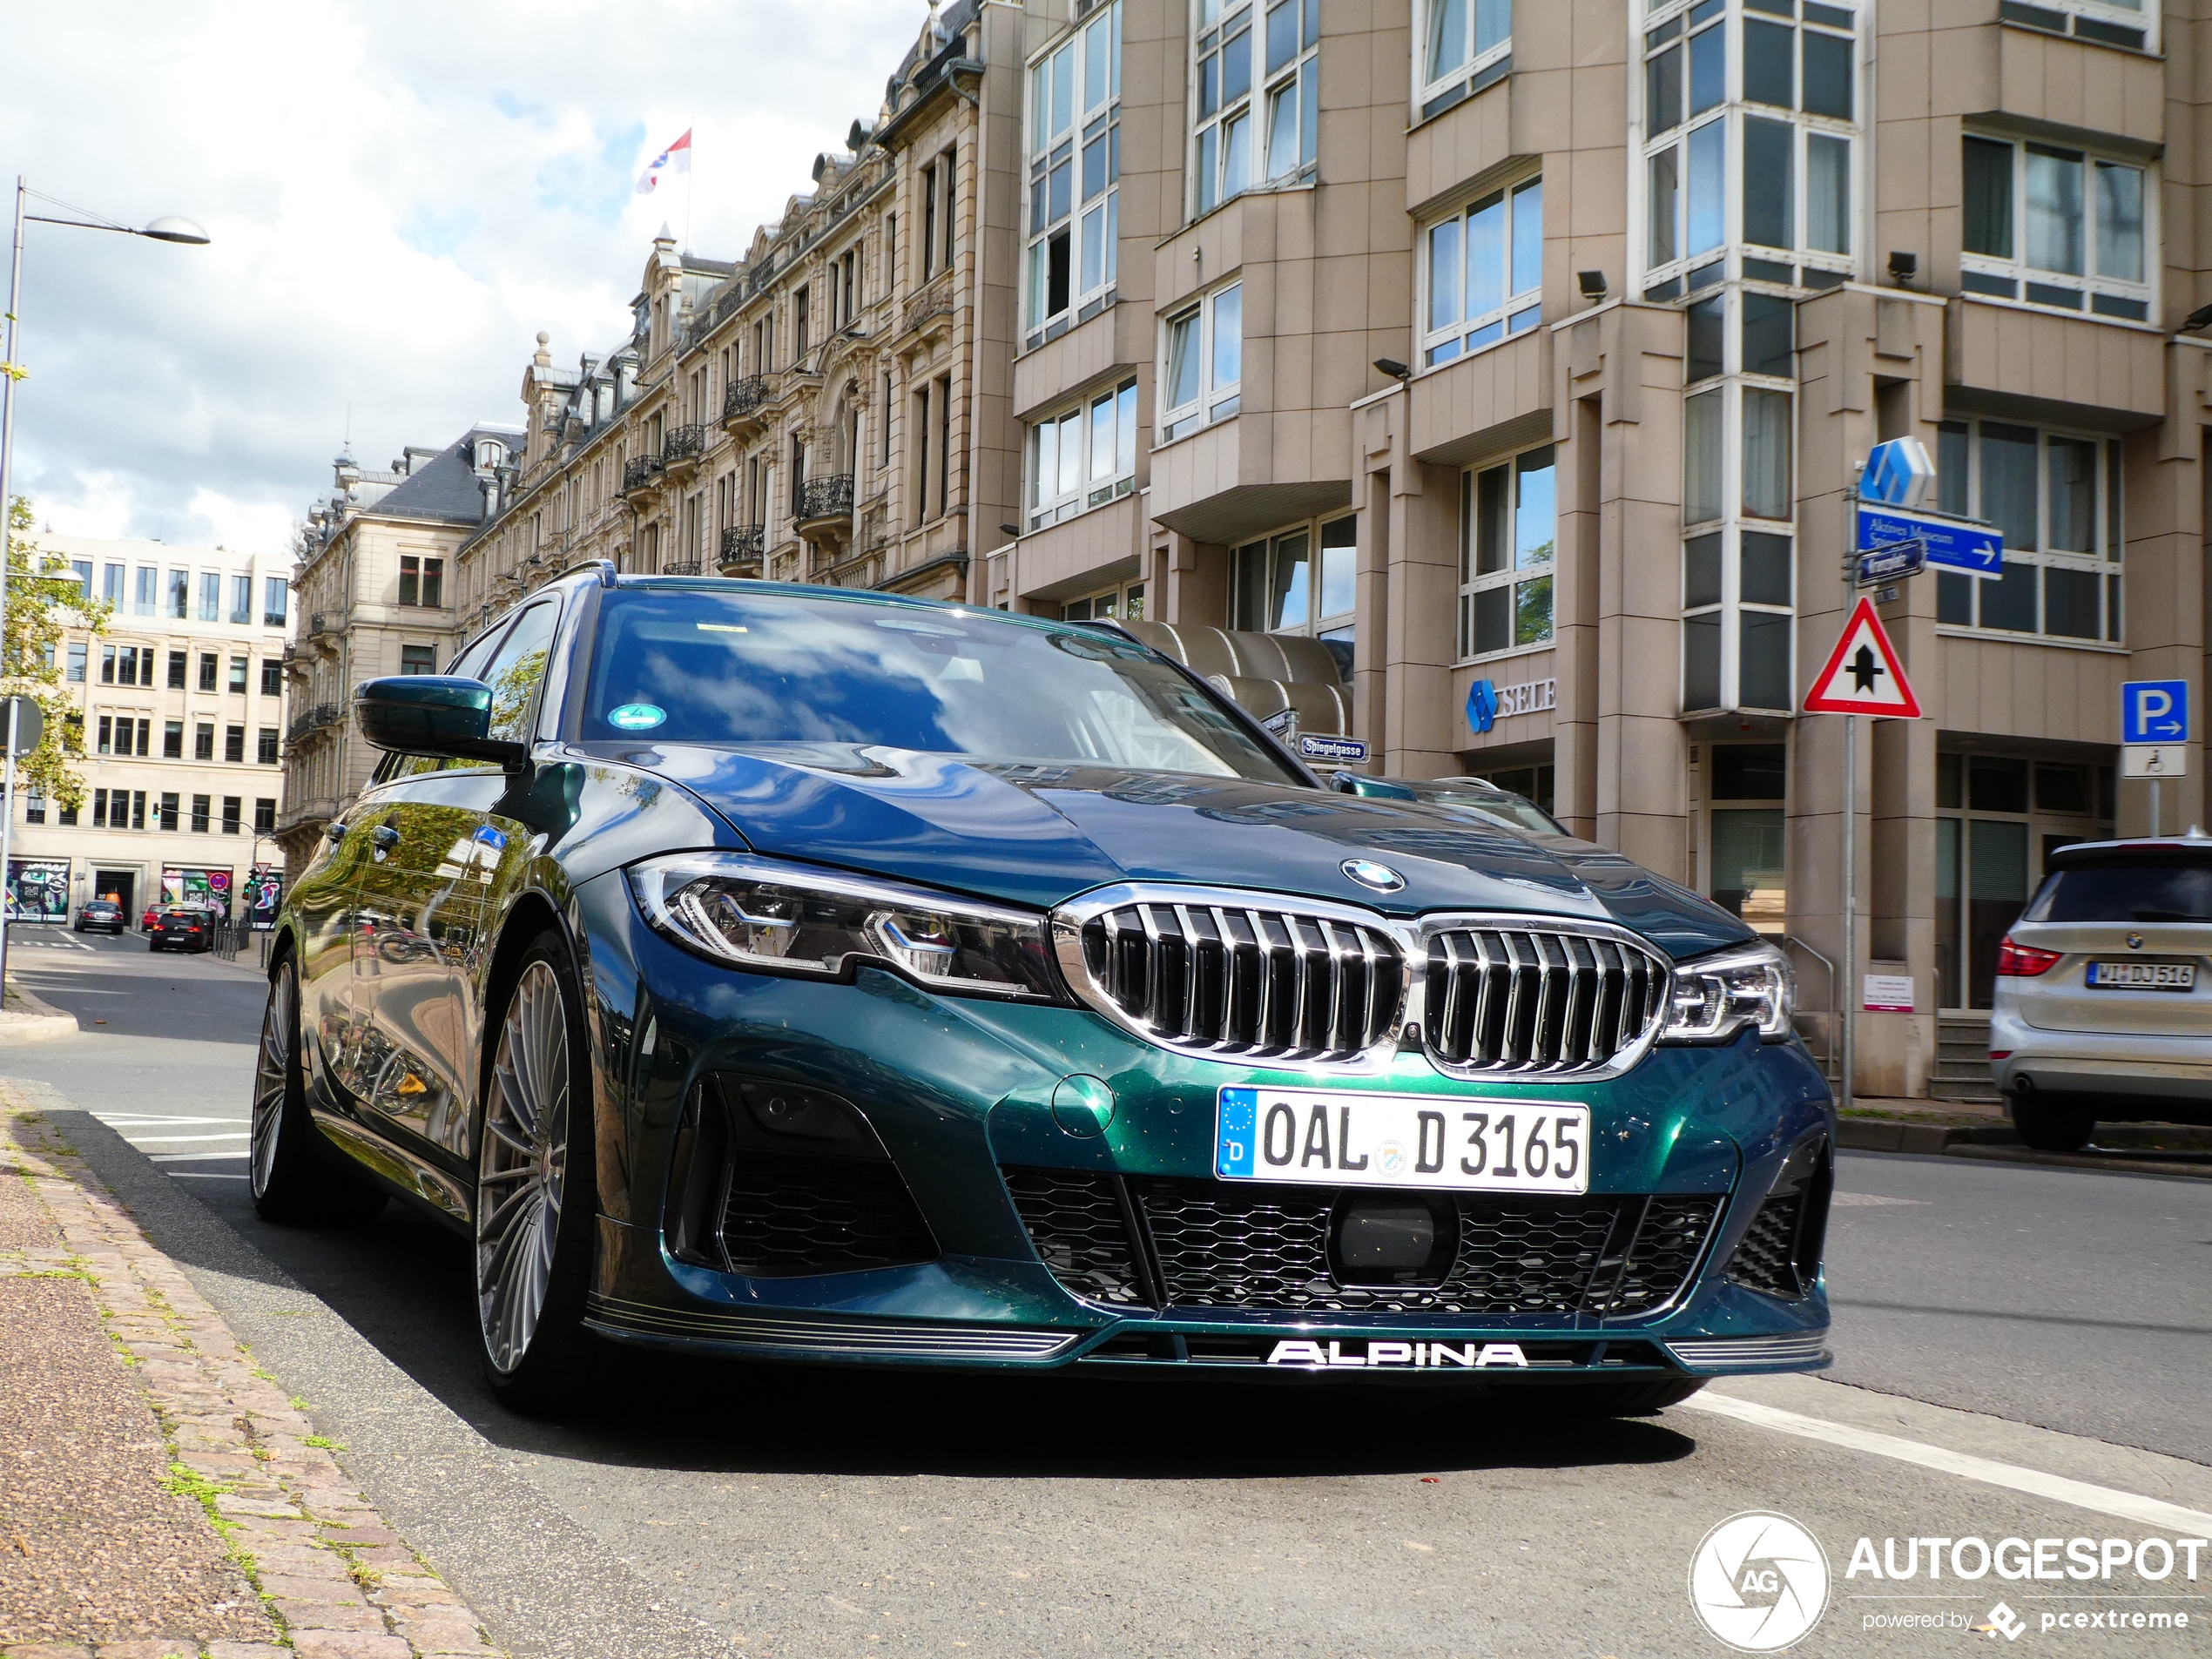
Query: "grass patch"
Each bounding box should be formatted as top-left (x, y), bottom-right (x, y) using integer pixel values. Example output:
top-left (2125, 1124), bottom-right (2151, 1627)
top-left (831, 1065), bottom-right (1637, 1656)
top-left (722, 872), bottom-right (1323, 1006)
top-left (301, 1435), bottom-right (345, 1451)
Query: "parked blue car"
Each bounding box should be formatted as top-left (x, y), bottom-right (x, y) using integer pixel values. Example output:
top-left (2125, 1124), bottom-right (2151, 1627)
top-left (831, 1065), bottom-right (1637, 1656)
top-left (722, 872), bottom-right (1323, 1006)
top-left (252, 566), bottom-right (1832, 1412)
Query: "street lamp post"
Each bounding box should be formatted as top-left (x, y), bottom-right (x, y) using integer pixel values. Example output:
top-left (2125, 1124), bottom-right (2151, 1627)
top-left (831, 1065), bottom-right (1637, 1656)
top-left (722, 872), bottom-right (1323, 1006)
top-left (0, 179), bottom-right (206, 991)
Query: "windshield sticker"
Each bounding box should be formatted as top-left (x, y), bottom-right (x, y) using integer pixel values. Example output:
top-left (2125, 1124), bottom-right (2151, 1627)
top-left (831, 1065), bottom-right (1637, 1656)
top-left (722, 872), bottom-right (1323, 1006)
top-left (608, 703), bottom-right (667, 731)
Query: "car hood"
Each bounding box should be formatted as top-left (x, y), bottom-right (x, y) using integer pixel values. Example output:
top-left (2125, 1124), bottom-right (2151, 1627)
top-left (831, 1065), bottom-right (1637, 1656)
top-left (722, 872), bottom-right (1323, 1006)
top-left (613, 743), bottom-right (1754, 960)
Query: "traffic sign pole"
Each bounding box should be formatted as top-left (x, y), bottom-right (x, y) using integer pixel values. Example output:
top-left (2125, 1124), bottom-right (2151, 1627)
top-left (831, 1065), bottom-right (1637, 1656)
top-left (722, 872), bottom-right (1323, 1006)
top-left (1839, 713), bottom-right (1856, 1117)
top-left (0, 698), bottom-right (18, 993)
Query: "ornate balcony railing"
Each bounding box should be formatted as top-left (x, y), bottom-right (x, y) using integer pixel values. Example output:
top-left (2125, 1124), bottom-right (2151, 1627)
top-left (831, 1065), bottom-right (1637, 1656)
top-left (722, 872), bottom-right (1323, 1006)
top-left (720, 376), bottom-right (769, 424)
top-left (663, 424), bottom-right (706, 463)
top-left (287, 703), bottom-right (340, 742)
top-left (621, 454), bottom-right (665, 494)
top-left (657, 560), bottom-right (703, 576)
top-left (799, 473), bottom-right (855, 524)
top-left (719, 523), bottom-right (765, 572)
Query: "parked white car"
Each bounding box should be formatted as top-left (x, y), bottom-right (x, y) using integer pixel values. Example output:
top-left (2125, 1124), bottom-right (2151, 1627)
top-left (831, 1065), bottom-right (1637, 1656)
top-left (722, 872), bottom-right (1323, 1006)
top-left (1991, 829), bottom-right (2212, 1151)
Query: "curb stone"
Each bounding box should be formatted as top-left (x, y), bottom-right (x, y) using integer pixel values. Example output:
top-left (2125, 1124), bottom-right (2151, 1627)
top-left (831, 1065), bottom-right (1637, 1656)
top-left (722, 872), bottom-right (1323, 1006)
top-left (0, 981), bottom-right (78, 1045)
top-left (0, 1084), bottom-right (507, 1659)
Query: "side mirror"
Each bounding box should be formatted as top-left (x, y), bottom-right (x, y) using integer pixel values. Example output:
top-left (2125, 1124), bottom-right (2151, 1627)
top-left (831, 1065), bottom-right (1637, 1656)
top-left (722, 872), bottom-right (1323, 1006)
top-left (354, 677), bottom-right (526, 765)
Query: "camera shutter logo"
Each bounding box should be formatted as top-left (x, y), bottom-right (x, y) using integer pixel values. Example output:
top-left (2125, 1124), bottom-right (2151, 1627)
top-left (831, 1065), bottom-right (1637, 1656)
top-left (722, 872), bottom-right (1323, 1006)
top-left (1687, 1511), bottom-right (1831, 1651)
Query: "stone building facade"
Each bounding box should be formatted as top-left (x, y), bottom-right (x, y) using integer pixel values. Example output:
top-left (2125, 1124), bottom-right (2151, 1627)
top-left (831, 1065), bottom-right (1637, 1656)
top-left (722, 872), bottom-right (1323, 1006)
top-left (6, 535), bottom-right (292, 926)
top-left (397, 0), bottom-right (2209, 1099)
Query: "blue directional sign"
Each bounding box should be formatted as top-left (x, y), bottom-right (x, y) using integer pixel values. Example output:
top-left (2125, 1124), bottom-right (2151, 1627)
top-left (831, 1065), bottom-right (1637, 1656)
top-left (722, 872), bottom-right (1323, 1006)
top-left (2121, 679), bottom-right (2191, 745)
top-left (1855, 505), bottom-right (2003, 577)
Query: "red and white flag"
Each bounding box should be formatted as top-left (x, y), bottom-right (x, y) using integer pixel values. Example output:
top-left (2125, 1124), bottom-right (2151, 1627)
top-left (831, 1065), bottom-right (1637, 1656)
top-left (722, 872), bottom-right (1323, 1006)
top-left (636, 130), bottom-right (692, 195)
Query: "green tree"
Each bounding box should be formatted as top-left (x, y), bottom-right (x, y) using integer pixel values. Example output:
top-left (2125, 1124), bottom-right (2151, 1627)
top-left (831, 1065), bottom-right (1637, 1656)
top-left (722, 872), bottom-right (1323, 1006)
top-left (3, 495), bottom-right (107, 811)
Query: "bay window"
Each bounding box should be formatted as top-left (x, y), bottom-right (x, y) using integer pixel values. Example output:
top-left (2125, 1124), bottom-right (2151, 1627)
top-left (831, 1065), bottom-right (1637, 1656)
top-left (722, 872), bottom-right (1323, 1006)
top-left (1961, 133), bottom-right (2150, 321)
top-left (1160, 282), bottom-right (1241, 442)
top-left (1419, 0), bottom-right (1510, 118)
top-left (1932, 419), bottom-right (2124, 644)
top-left (1028, 378), bottom-right (1140, 530)
top-left (1193, 0), bottom-right (1315, 218)
top-left (1420, 177), bottom-right (1541, 367)
top-left (1025, 3), bottom-right (1121, 349)
top-left (1457, 445), bottom-right (1556, 660)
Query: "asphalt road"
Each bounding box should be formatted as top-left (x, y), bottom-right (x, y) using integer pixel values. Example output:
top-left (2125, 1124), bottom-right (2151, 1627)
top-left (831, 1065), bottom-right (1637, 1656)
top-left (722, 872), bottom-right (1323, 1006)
top-left (9, 924), bottom-right (2212, 1656)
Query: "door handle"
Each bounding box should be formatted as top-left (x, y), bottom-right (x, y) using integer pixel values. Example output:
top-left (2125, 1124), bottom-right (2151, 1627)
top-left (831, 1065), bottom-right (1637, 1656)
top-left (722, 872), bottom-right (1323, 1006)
top-left (370, 825), bottom-right (401, 851)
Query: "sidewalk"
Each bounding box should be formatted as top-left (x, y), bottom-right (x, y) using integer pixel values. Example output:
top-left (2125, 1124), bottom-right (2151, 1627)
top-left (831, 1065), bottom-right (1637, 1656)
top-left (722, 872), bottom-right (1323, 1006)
top-left (0, 1084), bottom-right (506, 1659)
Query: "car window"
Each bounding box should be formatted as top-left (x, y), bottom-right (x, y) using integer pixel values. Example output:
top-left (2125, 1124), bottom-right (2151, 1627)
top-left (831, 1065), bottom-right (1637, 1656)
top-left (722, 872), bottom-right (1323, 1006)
top-left (577, 590), bottom-right (1299, 782)
top-left (482, 603), bottom-right (559, 745)
top-left (2023, 854), bottom-right (2212, 924)
top-left (1409, 783), bottom-right (1565, 836)
top-left (448, 624), bottom-right (509, 684)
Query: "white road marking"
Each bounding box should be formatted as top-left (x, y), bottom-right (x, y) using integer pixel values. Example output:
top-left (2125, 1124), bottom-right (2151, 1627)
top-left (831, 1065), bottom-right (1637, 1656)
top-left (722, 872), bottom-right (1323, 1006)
top-left (169, 1171), bottom-right (248, 1181)
top-left (150, 1150), bottom-right (251, 1163)
top-left (1687, 1392), bottom-right (2212, 1534)
top-left (1830, 1192), bottom-right (1928, 1208)
top-left (97, 1116), bottom-right (248, 1128)
top-left (128, 1131), bottom-right (250, 1143)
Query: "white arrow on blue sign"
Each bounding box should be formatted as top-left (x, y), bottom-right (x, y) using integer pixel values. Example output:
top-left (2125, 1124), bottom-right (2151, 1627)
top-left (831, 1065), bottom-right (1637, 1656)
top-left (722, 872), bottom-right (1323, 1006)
top-left (1855, 505), bottom-right (2003, 577)
top-left (2121, 679), bottom-right (2191, 745)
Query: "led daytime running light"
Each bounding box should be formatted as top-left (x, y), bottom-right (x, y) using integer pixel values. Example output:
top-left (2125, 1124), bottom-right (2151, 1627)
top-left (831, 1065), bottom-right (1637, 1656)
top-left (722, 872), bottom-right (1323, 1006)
top-left (1660, 941), bottom-right (1797, 1044)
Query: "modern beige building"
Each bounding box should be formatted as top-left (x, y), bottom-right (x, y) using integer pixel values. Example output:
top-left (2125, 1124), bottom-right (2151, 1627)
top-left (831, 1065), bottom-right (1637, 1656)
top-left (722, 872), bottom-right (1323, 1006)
top-left (421, 0), bottom-right (2208, 1099)
top-left (5, 535), bottom-right (292, 926)
top-left (280, 429), bottom-right (519, 874)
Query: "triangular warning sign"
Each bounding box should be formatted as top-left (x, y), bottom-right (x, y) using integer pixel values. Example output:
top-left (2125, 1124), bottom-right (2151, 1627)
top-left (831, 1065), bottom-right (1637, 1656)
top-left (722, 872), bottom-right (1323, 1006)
top-left (1804, 597), bottom-right (1922, 718)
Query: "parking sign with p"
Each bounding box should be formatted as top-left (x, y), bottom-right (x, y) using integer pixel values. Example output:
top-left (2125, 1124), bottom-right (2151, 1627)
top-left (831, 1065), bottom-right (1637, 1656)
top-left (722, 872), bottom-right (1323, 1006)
top-left (2121, 680), bottom-right (2190, 745)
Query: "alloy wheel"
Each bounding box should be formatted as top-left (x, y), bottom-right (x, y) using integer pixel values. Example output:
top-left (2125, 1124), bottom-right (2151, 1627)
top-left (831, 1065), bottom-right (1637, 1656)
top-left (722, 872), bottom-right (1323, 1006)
top-left (249, 967), bottom-right (295, 1200)
top-left (475, 959), bottom-right (571, 1375)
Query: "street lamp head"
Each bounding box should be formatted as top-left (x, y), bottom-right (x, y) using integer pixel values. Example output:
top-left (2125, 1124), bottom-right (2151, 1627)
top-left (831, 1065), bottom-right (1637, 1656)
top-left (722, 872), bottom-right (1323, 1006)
top-left (139, 216), bottom-right (210, 246)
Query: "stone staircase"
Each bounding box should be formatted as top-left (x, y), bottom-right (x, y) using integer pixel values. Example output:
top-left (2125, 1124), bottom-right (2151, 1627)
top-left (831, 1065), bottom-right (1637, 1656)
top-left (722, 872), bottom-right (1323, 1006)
top-left (1930, 1012), bottom-right (2001, 1102)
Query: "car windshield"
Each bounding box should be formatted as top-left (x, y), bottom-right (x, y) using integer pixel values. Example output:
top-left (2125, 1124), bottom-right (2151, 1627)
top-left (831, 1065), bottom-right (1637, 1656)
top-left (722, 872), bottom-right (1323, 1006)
top-left (2022, 854), bottom-right (2212, 924)
top-left (578, 588), bottom-right (1300, 782)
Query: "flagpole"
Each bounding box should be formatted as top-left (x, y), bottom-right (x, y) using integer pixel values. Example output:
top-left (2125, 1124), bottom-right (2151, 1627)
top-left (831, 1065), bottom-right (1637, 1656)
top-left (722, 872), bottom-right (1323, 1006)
top-left (683, 130), bottom-right (694, 254)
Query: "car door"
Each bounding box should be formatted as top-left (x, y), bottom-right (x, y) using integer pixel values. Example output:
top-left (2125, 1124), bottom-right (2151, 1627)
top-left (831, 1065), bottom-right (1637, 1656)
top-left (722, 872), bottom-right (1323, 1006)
top-left (354, 599), bottom-right (562, 1166)
top-left (290, 806), bottom-right (381, 1107)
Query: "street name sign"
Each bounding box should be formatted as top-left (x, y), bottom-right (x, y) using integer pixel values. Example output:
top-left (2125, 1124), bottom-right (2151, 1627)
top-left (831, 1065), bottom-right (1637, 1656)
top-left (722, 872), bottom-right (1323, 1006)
top-left (1804, 597), bottom-right (1923, 718)
top-left (1297, 732), bottom-right (1369, 764)
top-left (1854, 504), bottom-right (2002, 577)
top-left (1854, 537), bottom-right (1925, 588)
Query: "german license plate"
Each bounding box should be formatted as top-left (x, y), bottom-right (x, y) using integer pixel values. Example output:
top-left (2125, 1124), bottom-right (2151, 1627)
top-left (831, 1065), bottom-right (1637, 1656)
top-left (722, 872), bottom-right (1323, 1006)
top-left (1215, 1087), bottom-right (1590, 1195)
top-left (2086, 961), bottom-right (2196, 991)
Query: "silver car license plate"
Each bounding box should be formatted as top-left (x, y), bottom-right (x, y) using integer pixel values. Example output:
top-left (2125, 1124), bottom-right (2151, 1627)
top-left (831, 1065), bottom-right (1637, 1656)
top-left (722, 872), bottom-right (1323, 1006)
top-left (2085, 961), bottom-right (2196, 991)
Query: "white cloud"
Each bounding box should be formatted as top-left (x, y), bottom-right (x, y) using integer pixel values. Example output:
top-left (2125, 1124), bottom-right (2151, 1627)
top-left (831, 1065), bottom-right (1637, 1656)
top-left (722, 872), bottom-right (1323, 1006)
top-left (0, 0), bottom-right (921, 554)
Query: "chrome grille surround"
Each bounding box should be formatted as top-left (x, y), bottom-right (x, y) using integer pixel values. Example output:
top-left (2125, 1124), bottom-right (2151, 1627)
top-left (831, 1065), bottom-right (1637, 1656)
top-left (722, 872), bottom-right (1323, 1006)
top-left (1050, 887), bottom-right (1672, 1079)
top-left (1416, 915), bottom-right (1672, 1079)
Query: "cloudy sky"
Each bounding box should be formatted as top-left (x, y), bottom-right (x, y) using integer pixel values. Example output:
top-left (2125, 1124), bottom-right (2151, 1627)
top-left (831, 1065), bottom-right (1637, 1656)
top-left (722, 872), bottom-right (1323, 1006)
top-left (0, 0), bottom-right (919, 556)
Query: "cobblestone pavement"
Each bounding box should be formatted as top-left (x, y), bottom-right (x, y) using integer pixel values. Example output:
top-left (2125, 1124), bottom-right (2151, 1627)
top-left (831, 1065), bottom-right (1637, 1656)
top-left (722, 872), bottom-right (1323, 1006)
top-left (0, 1083), bottom-right (506, 1659)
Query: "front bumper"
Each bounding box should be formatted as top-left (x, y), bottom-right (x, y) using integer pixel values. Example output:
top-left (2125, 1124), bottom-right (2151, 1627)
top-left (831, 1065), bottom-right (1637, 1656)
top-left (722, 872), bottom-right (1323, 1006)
top-left (579, 879), bottom-right (1836, 1380)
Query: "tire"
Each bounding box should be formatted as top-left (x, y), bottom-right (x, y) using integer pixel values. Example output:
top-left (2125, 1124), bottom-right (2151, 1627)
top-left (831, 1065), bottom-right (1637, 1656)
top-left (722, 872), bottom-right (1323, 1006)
top-left (2012, 1095), bottom-right (2094, 1154)
top-left (1521, 1378), bottom-right (1710, 1416)
top-left (474, 931), bottom-right (599, 1413)
top-left (249, 957), bottom-right (388, 1226)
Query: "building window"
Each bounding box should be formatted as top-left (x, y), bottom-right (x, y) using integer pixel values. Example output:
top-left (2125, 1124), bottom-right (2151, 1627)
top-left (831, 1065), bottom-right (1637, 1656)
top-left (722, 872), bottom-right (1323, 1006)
top-left (1932, 419), bottom-right (2123, 643)
top-left (1419, 0), bottom-right (1510, 118)
top-left (263, 577), bottom-right (288, 629)
top-left (260, 658), bottom-right (282, 697)
top-left (1457, 445), bottom-right (1556, 659)
top-left (68, 559), bottom-right (90, 598)
top-left (229, 574), bottom-right (253, 624)
top-left (1992, 0), bottom-right (2152, 51)
top-left (1230, 514), bottom-right (1358, 674)
top-left (167, 649), bottom-right (187, 689)
top-left (921, 148), bottom-right (957, 282)
top-left (166, 570), bottom-right (189, 620)
top-left (23, 788), bottom-right (43, 826)
top-left (220, 796), bottom-right (242, 834)
top-left (1640, 0), bottom-right (1858, 300)
top-left (198, 652), bottom-right (218, 692)
top-left (1961, 133), bottom-right (2151, 321)
top-left (196, 571), bottom-right (219, 621)
top-left (1704, 743), bottom-right (1789, 937)
top-left (225, 725), bottom-right (246, 763)
top-left (1160, 282), bottom-right (1241, 442)
top-left (1028, 378), bottom-right (1139, 529)
top-left (66, 643), bottom-right (85, 684)
top-left (190, 793), bottom-right (211, 834)
top-left (399, 556), bottom-right (444, 607)
top-left (256, 728), bottom-right (280, 765)
top-left (1193, 0), bottom-right (1317, 218)
top-left (1024, 1), bottom-right (1121, 347)
top-left (158, 792), bottom-right (179, 832)
top-left (194, 722), bottom-right (214, 761)
top-left (163, 720), bottom-right (185, 759)
top-left (1420, 176), bottom-right (1541, 368)
top-left (1062, 579), bottom-right (1147, 622)
top-left (400, 644), bottom-right (437, 675)
top-left (57, 802), bottom-right (76, 826)
top-left (228, 656), bottom-right (248, 694)
top-left (253, 798), bottom-right (276, 833)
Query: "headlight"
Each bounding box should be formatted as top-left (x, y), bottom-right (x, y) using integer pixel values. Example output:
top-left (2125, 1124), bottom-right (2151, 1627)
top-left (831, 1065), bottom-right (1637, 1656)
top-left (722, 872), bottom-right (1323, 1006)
top-left (1661, 941), bottom-right (1796, 1043)
top-left (627, 852), bottom-right (1062, 1001)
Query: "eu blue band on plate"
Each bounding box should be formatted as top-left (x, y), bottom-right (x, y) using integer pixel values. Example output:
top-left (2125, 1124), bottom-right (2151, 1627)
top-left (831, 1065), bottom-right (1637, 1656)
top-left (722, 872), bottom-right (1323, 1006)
top-left (1217, 1087), bottom-right (1258, 1177)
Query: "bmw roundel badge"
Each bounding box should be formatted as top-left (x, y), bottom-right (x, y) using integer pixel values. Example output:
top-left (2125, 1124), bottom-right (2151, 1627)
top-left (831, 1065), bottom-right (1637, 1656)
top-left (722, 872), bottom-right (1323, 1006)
top-left (1341, 859), bottom-right (1405, 893)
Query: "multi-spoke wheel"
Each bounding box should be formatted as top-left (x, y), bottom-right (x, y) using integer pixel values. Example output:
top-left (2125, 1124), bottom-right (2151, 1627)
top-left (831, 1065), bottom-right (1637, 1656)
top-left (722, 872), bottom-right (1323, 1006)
top-left (475, 934), bottom-right (596, 1408)
top-left (250, 957), bottom-right (386, 1226)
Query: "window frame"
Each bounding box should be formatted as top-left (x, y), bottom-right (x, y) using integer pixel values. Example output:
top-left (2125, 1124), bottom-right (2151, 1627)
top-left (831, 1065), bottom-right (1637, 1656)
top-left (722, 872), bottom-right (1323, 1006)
top-left (1418, 173), bottom-right (1543, 370)
top-left (1959, 131), bottom-right (2155, 324)
top-left (1415, 0), bottom-right (1511, 120)
top-left (1158, 280), bottom-right (1243, 442)
top-left (1455, 442), bottom-right (1558, 664)
top-left (1023, 2), bottom-right (1123, 348)
top-left (1931, 416), bottom-right (2125, 646)
top-left (1997, 0), bottom-right (2156, 54)
top-left (1190, 0), bottom-right (1318, 222)
top-left (1060, 577), bottom-right (1150, 623)
top-left (1027, 377), bottom-right (1141, 531)
top-left (1229, 512), bottom-right (1359, 646)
